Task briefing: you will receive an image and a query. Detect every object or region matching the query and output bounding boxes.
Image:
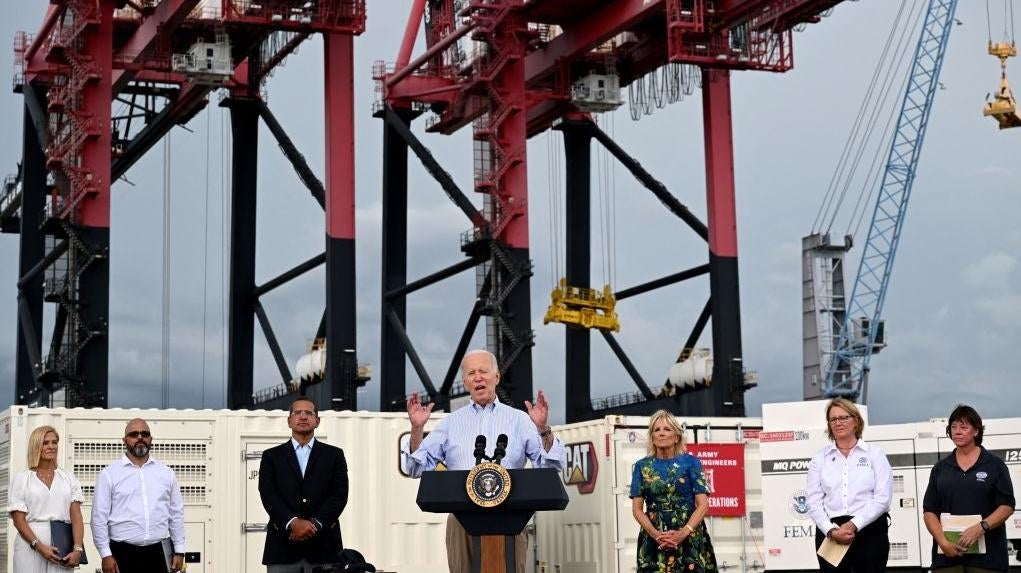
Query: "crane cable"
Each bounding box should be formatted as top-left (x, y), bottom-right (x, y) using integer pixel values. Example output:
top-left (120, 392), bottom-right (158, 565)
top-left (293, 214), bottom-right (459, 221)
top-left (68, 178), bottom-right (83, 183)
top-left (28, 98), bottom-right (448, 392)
top-left (985, 0), bottom-right (1016, 44)
top-left (1011, 0), bottom-right (1016, 44)
top-left (812, 0), bottom-right (918, 234)
top-left (543, 110), bottom-right (616, 293)
top-left (161, 132), bottom-right (172, 409)
top-left (610, 111), bottom-right (618, 288)
top-left (847, 1), bottom-right (929, 239)
top-left (200, 105), bottom-right (211, 409)
top-left (810, 0), bottom-right (923, 238)
top-left (847, 70), bottom-right (909, 240)
top-left (545, 130), bottom-right (552, 286)
top-left (987, 0), bottom-right (994, 41)
top-left (605, 111), bottom-right (617, 288)
top-left (1003, 0), bottom-right (1015, 44)
top-left (1012, 0), bottom-right (1017, 45)
top-left (546, 128), bottom-right (563, 288)
top-left (595, 121), bottom-right (605, 285)
top-left (221, 104), bottom-right (231, 408)
top-left (592, 113), bottom-right (612, 288)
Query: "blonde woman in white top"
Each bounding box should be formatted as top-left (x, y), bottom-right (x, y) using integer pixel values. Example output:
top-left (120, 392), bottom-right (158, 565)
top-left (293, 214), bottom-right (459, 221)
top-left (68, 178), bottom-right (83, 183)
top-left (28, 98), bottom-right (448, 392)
top-left (8, 425), bottom-right (86, 571)
top-left (806, 398), bottom-right (893, 572)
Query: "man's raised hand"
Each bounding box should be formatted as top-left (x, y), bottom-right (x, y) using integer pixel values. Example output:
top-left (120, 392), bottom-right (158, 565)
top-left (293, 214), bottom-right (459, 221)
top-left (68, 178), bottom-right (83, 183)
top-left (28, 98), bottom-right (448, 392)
top-left (406, 392), bottom-right (435, 429)
top-left (524, 389), bottom-right (550, 429)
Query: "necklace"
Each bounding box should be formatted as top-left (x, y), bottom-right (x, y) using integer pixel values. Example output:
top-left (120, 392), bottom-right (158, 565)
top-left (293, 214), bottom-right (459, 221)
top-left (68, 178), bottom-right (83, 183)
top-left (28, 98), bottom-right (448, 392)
top-left (35, 468), bottom-right (55, 486)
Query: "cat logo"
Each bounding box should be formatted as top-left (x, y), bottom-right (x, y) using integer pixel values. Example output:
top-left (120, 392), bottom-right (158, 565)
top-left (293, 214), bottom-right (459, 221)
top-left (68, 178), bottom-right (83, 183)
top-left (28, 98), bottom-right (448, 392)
top-left (562, 442), bottom-right (598, 494)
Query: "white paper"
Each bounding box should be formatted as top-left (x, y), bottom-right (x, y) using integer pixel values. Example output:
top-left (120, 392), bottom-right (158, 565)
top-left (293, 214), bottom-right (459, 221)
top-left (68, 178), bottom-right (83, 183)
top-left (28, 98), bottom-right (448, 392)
top-left (817, 536), bottom-right (851, 567)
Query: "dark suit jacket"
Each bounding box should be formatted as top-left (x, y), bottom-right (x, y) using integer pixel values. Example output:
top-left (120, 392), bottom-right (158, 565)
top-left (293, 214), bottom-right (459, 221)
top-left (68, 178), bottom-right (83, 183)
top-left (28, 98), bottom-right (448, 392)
top-left (259, 437), bottom-right (349, 565)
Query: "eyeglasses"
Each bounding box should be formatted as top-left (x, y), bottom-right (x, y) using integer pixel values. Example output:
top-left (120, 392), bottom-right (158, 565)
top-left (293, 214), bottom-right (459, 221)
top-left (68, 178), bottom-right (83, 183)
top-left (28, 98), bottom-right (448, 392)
top-left (290, 410), bottom-right (317, 418)
top-left (828, 415), bottom-right (853, 425)
top-left (125, 431), bottom-right (151, 439)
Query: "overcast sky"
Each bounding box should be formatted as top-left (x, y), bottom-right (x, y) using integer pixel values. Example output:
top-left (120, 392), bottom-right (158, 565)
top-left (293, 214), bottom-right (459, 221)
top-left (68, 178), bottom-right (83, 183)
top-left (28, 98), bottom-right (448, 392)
top-left (0, 0), bottom-right (1018, 425)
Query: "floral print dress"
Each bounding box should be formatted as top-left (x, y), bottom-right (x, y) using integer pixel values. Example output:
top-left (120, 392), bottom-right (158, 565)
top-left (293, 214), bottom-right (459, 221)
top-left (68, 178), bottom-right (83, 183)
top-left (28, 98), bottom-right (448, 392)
top-left (630, 453), bottom-right (719, 573)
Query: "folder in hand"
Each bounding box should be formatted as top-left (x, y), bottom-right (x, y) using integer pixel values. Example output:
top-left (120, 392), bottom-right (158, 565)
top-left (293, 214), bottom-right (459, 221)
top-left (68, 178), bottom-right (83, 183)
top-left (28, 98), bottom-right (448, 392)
top-left (49, 521), bottom-right (88, 564)
top-left (939, 514), bottom-right (986, 555)
top-left (160, 538), bottom-right (177, 573)
top-left (817, 536), bottom-right (851, 567)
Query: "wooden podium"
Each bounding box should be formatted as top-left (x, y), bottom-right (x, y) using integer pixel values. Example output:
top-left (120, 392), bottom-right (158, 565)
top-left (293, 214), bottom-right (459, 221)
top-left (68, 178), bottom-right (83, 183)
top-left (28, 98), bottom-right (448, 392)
top-left (417, 468), bottom-right (568, 573)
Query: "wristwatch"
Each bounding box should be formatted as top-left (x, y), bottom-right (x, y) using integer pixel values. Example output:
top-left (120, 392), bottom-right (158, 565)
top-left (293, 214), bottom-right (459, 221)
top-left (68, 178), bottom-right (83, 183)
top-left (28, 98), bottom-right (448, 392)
top-left (980, 520), bottom-right (990, 532)
top-left (29, 538), bottom-right (40, 549)
top-left (826, 522), bottom-right (839, 539)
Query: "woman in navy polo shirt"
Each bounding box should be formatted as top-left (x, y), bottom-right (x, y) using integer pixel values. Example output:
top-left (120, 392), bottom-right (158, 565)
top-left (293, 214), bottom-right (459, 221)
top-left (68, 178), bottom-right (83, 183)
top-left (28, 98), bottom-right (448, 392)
top-left (923, 404), bottom-right (1016, 572)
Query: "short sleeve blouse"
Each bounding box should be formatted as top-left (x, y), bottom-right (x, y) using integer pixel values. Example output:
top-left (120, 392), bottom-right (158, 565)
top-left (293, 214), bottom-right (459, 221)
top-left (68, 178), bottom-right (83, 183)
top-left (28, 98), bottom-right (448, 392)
top-left (8, 468), bottom-right (85, 521)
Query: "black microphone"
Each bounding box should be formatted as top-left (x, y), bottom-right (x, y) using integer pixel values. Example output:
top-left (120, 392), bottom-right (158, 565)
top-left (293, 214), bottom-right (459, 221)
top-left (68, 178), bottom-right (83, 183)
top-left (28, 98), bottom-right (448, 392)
top-left (492, 433), bottom-right (508, 465)
top-left (473, 435), bottom-right (487, 465)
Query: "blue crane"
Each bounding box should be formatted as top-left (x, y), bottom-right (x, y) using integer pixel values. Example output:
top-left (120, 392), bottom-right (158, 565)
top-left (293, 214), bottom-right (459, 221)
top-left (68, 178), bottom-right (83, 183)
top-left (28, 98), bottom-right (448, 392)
top-left (824, 0), bottom-right (960, 400)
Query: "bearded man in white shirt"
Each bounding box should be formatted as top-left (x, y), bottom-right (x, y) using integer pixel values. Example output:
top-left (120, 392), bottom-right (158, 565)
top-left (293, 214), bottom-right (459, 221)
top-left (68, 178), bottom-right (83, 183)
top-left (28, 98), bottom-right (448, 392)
top-left (91, 418), bottom-right (185, 573)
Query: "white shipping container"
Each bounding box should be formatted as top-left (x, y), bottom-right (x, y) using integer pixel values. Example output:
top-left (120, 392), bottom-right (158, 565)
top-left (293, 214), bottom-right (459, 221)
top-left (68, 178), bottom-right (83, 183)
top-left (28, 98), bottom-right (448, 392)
top-left (0, 407), bottom-right (766, 573)
top-left (760, 402), bottom-right (1021, 571)
top-left (4, 404), bottom-right (1016, 573)
top-left (533, 414), bottom-right (765, 573)
top-left (0, 406), bottom-right (452, 573)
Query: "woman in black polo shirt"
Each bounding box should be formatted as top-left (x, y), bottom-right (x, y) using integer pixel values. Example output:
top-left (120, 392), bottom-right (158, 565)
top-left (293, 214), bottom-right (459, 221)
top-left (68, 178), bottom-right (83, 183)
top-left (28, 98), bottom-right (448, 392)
top-left (923, 404), bottom-right (1016, 572)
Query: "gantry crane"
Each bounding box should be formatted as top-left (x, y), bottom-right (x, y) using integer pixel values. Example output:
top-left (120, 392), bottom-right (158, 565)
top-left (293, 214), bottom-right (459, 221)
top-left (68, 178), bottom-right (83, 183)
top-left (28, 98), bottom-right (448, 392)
top-left (2, 1), bottom-right (366, 410)
top-left (376, 0), bottom-right (852, 422)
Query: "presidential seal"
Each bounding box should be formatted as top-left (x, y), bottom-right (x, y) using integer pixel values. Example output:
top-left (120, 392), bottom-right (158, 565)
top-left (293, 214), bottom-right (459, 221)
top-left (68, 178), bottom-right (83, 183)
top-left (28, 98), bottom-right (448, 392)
top-left (466, 462), bottom-right (512, 508)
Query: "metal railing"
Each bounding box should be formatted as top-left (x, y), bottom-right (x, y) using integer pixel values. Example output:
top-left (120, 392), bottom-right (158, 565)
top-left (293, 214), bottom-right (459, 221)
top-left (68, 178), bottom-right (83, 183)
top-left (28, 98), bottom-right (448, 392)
top-left (251, 383), bottom-right (293, 405)
top-left (590, 385), bottom-right (670, 411)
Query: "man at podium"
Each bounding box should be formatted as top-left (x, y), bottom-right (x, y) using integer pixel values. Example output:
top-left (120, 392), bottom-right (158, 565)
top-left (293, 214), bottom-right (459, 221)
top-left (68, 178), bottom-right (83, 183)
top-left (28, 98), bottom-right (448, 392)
top-left (404, 349), bottom-right (565, 573)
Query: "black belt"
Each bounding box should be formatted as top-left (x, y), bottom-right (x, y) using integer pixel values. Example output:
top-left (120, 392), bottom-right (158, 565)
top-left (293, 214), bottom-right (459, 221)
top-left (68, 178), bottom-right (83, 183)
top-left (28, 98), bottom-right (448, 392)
top-left (110, 539), bottom-right (166, 550)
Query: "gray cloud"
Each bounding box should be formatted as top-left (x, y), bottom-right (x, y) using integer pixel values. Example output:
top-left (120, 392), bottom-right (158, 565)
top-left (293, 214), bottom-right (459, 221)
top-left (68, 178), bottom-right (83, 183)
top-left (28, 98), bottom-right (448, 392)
top-left (962, 253), bottom-right (1017, 292)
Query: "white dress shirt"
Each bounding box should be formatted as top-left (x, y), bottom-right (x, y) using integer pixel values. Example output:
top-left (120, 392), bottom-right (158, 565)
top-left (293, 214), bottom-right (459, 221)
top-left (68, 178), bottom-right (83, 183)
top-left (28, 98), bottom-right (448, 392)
top-left (90, 455), bottom-right (185, 559)
top-left (292, 436), bottom-right (315, 477)
top-left (284, 437), bottom-right (318, 531)
top-left (404, 399), bottom-right (564, 477)
top-left (806, 439), bottom-right (893, 532)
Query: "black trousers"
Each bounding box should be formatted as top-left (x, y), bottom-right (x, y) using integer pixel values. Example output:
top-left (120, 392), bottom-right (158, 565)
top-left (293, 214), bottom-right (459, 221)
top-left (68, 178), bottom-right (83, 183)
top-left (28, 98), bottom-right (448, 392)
top-left (109, 540), bottom-right (167, 573)
top-left (815, 514), bottom-right (890, 573)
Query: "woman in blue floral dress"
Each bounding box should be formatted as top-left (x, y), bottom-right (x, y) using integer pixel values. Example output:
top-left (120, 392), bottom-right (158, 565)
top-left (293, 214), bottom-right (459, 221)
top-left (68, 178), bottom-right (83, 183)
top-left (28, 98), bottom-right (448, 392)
top-left (631, 410), bottom-right (718, 573)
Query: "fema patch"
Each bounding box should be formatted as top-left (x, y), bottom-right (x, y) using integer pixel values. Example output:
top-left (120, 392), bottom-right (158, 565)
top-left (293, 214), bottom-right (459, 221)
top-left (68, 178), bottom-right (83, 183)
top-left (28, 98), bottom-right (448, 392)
top-left (789, 489), bottom-right (810, 520)
top-left (857, 456), bottom-right (870, 467)
top-left (976, 471), bottom-right (988, 482)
